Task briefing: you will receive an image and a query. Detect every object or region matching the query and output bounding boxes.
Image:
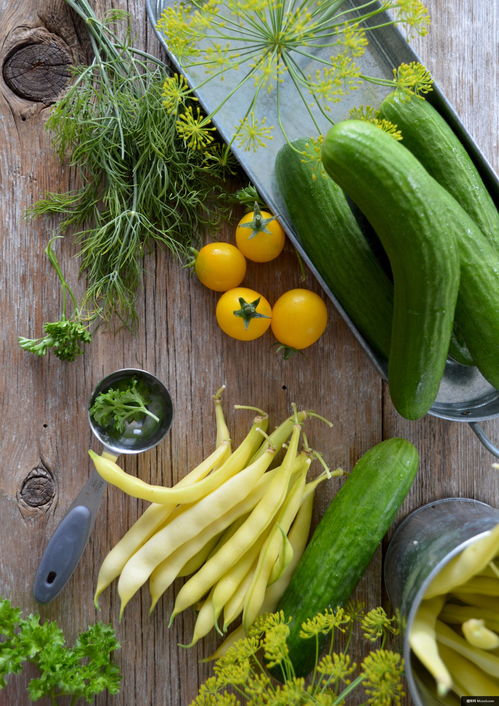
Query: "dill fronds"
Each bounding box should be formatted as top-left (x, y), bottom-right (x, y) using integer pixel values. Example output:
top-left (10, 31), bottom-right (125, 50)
top-left (28, 0), bottom-right (233, 335)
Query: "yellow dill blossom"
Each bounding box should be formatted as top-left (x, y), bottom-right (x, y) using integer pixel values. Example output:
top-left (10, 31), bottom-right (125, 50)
top-left (393, 0), bottom-right (431, 37)
top-left (251, 53), bottom-right (286, 92)
top-left (361, 649), bottom-right (405, 706)
top-left (361, 607), bottom-right (401, 643)
top-left (156, 3), bottom-right (202, 60)
top-left (203, 43), bottom-right (237, 78)
top-left (348, 105), bottom-right (403, 140)
top-left (262, 621), bottom-right (290, 668)
top-left (308, 56), bottom-right (362, 107)
top-left (190, 606), bottom-right (404, 706)
top-left (176, 105), bottom-right (217, 149)
top-left (316, 652), bottom-right (356, 683)
top-left (157, 0), bottom-right (431, 154)
top-left (269, 677), bottom-right (308, 704)
top-left (236, 112), bottom-right (273, 151)
top-left (162, 73), bottom-right (195, 114)
top-left (299, 607), bottom-right (351, 639)
top-left (336, 24), bottom-right (369, 57)
top-left (393, 61), bottom-right (433, 95)
top-left (244, 672), bottom-right (273, 700)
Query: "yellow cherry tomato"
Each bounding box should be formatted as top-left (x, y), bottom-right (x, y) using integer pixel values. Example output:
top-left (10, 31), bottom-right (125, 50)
top-left (271, 289), bottom-right (328, 351)
top-left (216, 287), bottom-right (272, 341)
top-left (194, 242), bottom-right (247, 292)
top-left (235, 203), bottom-right (285, 263)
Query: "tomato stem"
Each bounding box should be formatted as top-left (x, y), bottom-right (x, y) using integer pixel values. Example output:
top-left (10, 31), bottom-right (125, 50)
top-left (233, 296), bottom-right (271, 329)
top-left (239, 201), bottom-right (275, 238)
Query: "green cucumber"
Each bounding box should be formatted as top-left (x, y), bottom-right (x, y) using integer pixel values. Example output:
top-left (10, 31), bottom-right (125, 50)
top-left (274, 137), bottom-right (473, 368)
top-left (379, 91), bottom-right (499, 250)
top-left (438, 186), bottom-right (499, 388)
top-left (321, 120), bottom-right (461, 420)
top-left (277, 437), bottom-right (419, 678)
top-left (275, 138), bottom-right (393, 359)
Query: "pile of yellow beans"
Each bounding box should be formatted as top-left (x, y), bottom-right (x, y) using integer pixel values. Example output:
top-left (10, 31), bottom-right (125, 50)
top-left (91, 388), bottom-right (339, 647)
top-left (410, 523), bottom-right (499, 699)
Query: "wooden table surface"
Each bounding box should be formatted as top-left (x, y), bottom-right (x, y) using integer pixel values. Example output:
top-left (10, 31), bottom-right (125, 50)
top-left (1, 0), bottom-right (497, 704)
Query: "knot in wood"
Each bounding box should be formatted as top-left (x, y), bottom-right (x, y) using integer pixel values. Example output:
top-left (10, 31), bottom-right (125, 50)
top-left (20, 466), bottom-right (55, 508)
top-left (3, 41), bottom-right (72, 104)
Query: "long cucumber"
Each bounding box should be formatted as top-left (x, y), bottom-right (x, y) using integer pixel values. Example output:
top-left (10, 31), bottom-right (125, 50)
top-left (277, 437), bottom-right (419, 678)
top-left (321, 120), bottom-right (461, 420)
top-left (379, 90), bottom-right (499, 251)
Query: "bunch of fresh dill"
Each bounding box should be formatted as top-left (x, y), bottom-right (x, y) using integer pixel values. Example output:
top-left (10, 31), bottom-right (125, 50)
top-left (192, 604), bottom-right (405, 705)
top-left (22, 0), bottom-right (232, 360)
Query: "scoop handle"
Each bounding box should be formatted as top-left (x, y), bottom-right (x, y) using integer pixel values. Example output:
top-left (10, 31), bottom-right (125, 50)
top-left (33, 468), bottom-right (106, 603)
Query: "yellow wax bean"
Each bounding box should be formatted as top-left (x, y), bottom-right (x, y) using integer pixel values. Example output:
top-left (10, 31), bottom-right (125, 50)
top-left (213, 386), bottom-right (231, 450)
top-left (185, 587), bottom-right (219, 647)
top-left (425, 523), bottom-right (499, 599)
top-left (93, 438), bottom-right (231, 606)
top-left (452, 576), bottom-right (499, 596)
top-left (89, 412), bottom-right (268, 504)
top-left (177, 533), bottom-right (222, 578)
top-left (451, 592), bottom-right (499, 613)
top-left (148, 468), bottom-right (285, 612)
top-left (219, 473), bottom-right (323, 632)
top-left (438, 643), bottom-right (499, 697)
top-left (170, 422), bottom-right (304, 622)
top-left (118, 444), bottom-right (279, 616)
top-left (462, 619), bottom-right (499, 650)
top-left (218, 486), bottom-right (316, 657)
top-left (148, 513), bottom-right (254, 612)
top-left (211, 529), bottom-right (271, 629)
top-left (248, 410), bottom-right (310, 463)
top-left (436, 619), bottom-right (499, 678)
top-left (267, 472), bottom-right (329, 585)
top-left (441, 603), bottom-right (499, 633)
top-left (242, 466), bottom-right (309, 632)
top-left (410, 597), bottom-right (452, 696)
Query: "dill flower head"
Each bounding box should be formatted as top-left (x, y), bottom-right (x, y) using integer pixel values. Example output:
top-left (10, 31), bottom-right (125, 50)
top-left (299, 607), bottom-right (351, 639)
top-left (157, 0), bottom-right (431, 153)
top-left (361, 607), bottom-right (401, 643)
top-left (175, 105), bottom-right (217, 149)
top-left (348, 105), bottom-right (403, 140)
top-left (361, 649), bottom-right (405, 706)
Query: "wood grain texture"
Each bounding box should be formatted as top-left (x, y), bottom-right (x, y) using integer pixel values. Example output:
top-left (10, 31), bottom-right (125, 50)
top-left (0, 0), bottom-right (497, 704)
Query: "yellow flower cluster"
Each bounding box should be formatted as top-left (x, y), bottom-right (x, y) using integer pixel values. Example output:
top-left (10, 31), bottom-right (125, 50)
top-left (157, 0), bottom-right (432, 154)
top-left (190, 604), bottom-right (405, 705)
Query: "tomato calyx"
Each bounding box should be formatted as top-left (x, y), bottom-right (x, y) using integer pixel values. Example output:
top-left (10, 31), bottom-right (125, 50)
top-left (273, 343), bottom-right (303, 360)
top-left (184, 246), bottom-right (199, 269)
top-left (238, 202), bottom-right (276, 239)
top-left (233, 296), bottom-right (271, 329)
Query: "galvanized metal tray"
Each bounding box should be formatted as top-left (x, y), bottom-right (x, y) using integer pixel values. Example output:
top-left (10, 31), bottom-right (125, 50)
top-left (146, 0), bottom-right (499, 455)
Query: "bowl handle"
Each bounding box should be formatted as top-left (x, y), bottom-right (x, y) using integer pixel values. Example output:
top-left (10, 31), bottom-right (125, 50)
top-left (469, 421), bottom-right (499, 459)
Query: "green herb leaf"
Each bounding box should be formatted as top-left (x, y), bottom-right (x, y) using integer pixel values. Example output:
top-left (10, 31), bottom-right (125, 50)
top-left (0, 597), bottom-right (121, 703)
top-left (89, 377), bottom-right (160, 434)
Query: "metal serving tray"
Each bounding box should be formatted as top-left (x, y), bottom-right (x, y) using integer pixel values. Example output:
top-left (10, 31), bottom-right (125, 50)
top-left (146, 0), bottom-right (499, 456)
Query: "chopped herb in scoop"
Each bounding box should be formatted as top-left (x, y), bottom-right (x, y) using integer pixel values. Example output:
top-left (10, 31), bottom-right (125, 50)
top-left (89, 377), bottom-right (160, 434)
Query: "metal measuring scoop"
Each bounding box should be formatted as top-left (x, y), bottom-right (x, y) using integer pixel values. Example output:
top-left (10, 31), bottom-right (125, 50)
top-left (33, 368), bottom-right (173, 603)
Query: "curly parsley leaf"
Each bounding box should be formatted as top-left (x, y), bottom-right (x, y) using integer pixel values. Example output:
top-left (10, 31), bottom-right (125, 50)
top-left (0, 598), bottom-right (121, 703)
top-left (89, 376), bottom-right (160, 435)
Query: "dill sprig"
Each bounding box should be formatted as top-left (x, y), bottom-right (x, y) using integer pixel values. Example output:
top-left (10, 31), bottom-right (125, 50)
top-left (192, 605), bottom-right (405, 705)
top-left (18, 237), bottom-right (96, 362)
top-left (29, 0), bottom-right (232, 329)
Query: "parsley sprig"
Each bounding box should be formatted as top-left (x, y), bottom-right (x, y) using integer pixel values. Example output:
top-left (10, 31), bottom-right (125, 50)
top-left (0, 598), bottom-right (121, 704)
top-left (89, 376), bottom-right (160, 435)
